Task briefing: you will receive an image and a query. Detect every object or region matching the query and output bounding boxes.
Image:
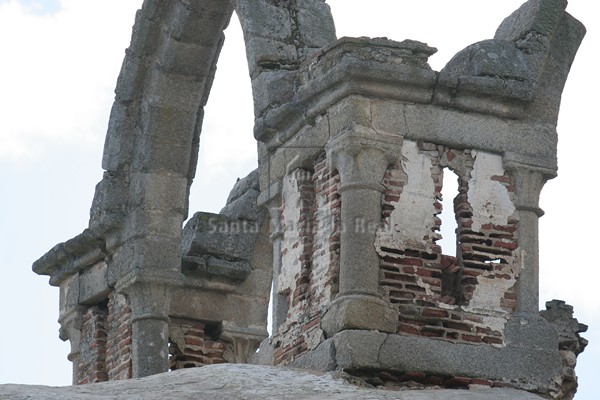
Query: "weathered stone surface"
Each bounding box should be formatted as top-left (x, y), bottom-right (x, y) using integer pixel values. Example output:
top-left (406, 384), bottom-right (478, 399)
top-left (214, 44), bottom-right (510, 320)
top-left (32, 0), bottom-right (586, 395)
top-left (541, 300), bottom-right (588, 400)
top-left (225, 169), bottom-right (260, 204)
top-left (435, 0), bottom-right (585, 122)
top-left (182, 212), bottom-right (258, 263)
top-left (0, 364), bottom-right (546, 400)
top-left (79, 262), bottom-right (110, 305)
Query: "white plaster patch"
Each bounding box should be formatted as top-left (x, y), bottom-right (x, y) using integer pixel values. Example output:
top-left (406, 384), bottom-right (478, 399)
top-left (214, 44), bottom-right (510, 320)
top-left (479, 315), bottom-right (509, 338)
top-left (277, 172), bottom-right (303, 295)
top-left (376, 140), bottom-right (437, 252)
top-left (466, 261), bottom-right (519, 314)
top-left (468, 151), bottom-right (516, 232)
top-left (416, 276), bottom-right (435, 297)
top-left (468, 275), bottom-right (515, 312)
top-left (311, 182), bottom-right (335, 307)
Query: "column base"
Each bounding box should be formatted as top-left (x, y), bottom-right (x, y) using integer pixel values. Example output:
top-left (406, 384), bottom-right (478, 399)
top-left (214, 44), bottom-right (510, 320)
top-left (321, 294), bottom-right (398, 337)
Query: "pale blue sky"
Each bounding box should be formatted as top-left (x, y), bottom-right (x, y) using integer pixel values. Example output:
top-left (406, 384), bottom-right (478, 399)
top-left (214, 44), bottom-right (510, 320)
top-left (0, 1), bottom-right (597, 398)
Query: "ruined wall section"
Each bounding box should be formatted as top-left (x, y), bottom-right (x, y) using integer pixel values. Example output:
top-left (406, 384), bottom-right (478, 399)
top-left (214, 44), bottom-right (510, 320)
top-left (308, 154), bottom-right (340, 331)
top-left (104, 292), bottom-right (132, 381)
top-left (377, 139), bottom-right (519, 346)
top-left (174, 169), bottom-right (271, 365)
top-left (74, 291), bottom-right (132, 384)
top-left (272, 153), bottom-right (340, 365)
top-left (78, 306), bottom-right (108, 384)
top-left (168, 319), bottom-right (226, 370)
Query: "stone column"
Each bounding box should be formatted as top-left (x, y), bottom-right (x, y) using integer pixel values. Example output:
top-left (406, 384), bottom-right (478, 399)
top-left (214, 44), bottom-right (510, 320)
top-left (505, 162), bottom-right (553, 314)
top-left (504, 162), bottom-right (560, 352)
top-left (58, 306), bottom-right (85, 384)
top-left (321, 129), bottom-right (402, 337)
top-left (119, 274), bottom-right (181, 378)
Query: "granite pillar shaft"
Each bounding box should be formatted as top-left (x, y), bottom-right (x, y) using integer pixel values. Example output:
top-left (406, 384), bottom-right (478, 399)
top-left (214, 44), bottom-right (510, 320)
top-left (321, 130), bottom-right (402, 336)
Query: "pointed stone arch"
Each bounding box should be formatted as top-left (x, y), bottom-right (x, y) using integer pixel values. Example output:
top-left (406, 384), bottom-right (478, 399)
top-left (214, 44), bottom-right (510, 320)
top-left (36, 0), bottom-right (336, 380)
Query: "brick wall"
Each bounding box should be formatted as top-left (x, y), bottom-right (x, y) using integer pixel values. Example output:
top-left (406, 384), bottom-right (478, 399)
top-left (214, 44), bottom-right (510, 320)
top-left (273, 152), bottom-right (340, 365)
top-left (377, 140), bottom-right (518, 345)
top-left (78, 305), bottom-right (108, 384)
top-left (76, 292), bottom-right (132, 383)
top-left (168, 319), bottom-right (226, 369)
top-left (105, 292), bottom-right (132, 380)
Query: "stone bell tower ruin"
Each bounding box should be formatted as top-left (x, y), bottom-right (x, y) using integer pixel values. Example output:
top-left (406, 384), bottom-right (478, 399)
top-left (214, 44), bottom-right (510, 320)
top-left (34, 0), bottom-right (588, 398)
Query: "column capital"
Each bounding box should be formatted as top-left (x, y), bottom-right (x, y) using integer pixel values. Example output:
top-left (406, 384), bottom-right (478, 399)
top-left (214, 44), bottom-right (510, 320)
top-left (326, 129), bottom-right (403, 192)
top-left (504, 161), bottom-right (554, 217)
top-left (57, 305), bottom-right (87, 384)
top-left (117, 272), bottom-right (183, 322)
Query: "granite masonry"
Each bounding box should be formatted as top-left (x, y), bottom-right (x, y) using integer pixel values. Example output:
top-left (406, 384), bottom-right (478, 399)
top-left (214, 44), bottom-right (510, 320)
top-left (33, 0), bottom-right (587, 399)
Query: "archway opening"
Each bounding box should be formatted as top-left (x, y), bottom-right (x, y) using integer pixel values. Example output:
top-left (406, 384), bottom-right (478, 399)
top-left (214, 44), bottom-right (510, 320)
top-left (186, 13), bottom-right (255, 217)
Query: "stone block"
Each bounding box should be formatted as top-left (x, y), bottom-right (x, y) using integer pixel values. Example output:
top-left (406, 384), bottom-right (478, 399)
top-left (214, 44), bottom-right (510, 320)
top-left (206, 258), bottom-right (252, 283)
top-left (220, 189), bottom-right (261, 221)
top-left (259, 146), bottom-right (287, 189)
top-left (131, 135), bottom-right (193, 175)
top-left (144, 68), bottom-right (206, 112)
top-left (251, 70), bottom-right (298, 117)
top-left (225, 169), bottom-right (260, 204)
top-left (129, 172), bottom-right (188, 213)
top-left (182, 212), bottom-right (258, 262)
top-left (124, 237), bottom-right (183, 273)
top-left (128, 10), bottom-right (163, 58)
top-left (297, 1), bottom-right (336, 49)
top-left (114, 52), bottom-right (146, 103)
top-left (285, 114), bottom-right (330, 150)
top-left (251, 339), bottom-right (274, 365)
top-left (166, 0), bottom-right (232, 45)
top-left (124, 209), bottom-right (185, 242)
top-left (89, 171), bottom-right (129, 227)
top-left (139, 0), bottom-right (172, 22)
top-left (244, 36), bottom-right (297, 77)
top-left (224, 295), bottom-right (269, 327)
top-left (157, 35), bottom-right (222, 77)
top-left (333, 330), bottom-right (386, 370)
top-left (328, 96), bottom-right (372, 136)
top-left (182, 256), bottom-right (251, 282)
top-left (256, 180), bottom-right (281, 207)
top-left (79, 262), bottom-right (110, 305)
top-left (170, 287), bottom-right (229, 321)
top-left (139, 103), bottom-right (198, 146)
top-left (377, 333), bottom-right (562, 390)
top-left (59, 273), bottom-right (80, 314)
top-left (321, 295), bottom-right (398, 337)
top-left (505, 313), bottom-right (559, 351)
top-left (102, 101), bottom-right (137, 172)
top-left (235, 268), bottom-right (272, 298)
top-left (288, 339), bottom-right (337, 371)
top-left (371, 99), bottom-right (408, 136)
top-left (495, 0), bottom-right (567, 41)
top-left (236, 0), bottom-right (292, 44)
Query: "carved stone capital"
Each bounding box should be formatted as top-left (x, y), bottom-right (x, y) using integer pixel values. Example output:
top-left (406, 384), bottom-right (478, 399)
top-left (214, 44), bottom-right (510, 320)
top-left (504, 161), bottom-right (554, 216)
top-left (117, 272), bottom-right (183, 322)
top-left (326, 128), bottom-right (403, 191)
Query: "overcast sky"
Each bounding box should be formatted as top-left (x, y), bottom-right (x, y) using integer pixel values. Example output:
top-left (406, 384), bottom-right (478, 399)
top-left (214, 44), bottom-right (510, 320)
top-left (0, 1), bottom-right (597, 398)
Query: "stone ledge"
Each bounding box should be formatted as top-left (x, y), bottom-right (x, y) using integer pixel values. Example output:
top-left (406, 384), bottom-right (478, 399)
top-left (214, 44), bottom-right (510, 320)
top-left (289, 327), bottom-right (562, 395)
